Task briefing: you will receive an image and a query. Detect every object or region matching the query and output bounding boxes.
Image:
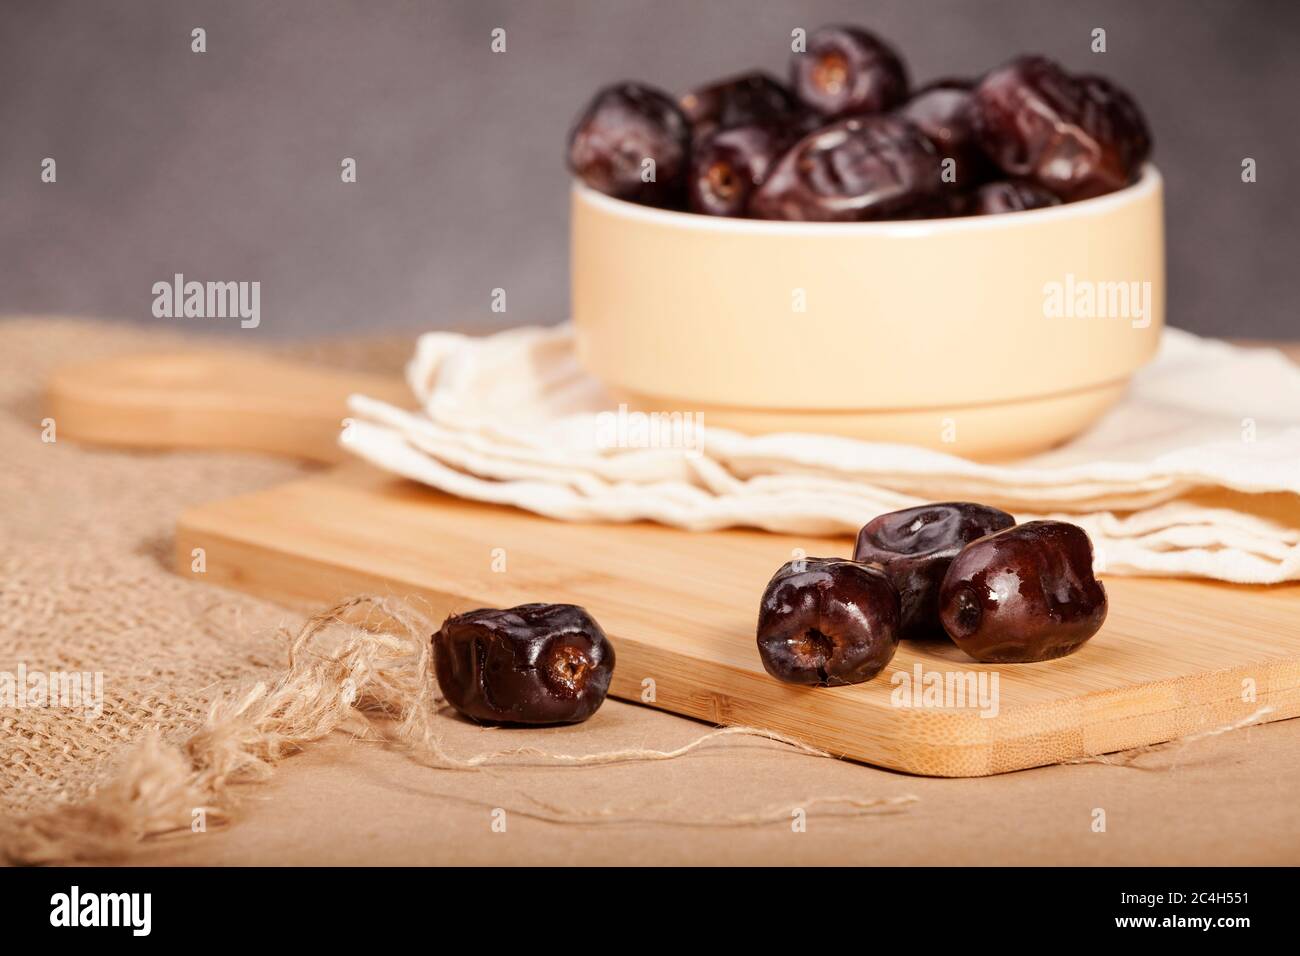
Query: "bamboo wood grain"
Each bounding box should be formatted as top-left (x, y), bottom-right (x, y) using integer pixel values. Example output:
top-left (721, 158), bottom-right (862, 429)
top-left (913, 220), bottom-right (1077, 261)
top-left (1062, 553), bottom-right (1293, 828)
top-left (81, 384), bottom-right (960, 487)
top-left (174, 463), bottom-right (1300, 776)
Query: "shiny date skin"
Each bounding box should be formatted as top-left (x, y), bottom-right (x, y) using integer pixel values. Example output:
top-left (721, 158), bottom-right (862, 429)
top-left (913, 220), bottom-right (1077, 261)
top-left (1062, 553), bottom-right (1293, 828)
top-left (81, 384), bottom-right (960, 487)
top-left (567, 82), bottom-right (691, 207)
top-left (854, 503), bottom-right (1016, 640)
top-left (433, 603), bottom-right (615, 724)
top-left (749, 114), bottom-right (945, 221)
top-left (689, 123), bottom-right (799, 217)
top-left (756, 557), bottom-right (900, 686)
top-left (939, 521), bottom-right (1108, 663)
top-left (971, 56), bottom-right (1151, 201)
top-left (1078, 72), bottom-right (1152, 178)
top-left (678, 71), bottom-right (801, 143)
top-left (896, 78), bottom-right (995, 187)
top-left (971, 179), bottom-right (1061, 215)
top-left (791, 25), bottom-right (909, 118)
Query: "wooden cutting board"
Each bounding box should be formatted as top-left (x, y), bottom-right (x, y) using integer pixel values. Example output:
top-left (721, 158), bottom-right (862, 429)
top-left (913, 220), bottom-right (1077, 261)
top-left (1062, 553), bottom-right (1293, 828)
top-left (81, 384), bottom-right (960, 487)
top-left (49, 352), bottom-right (1300, 776)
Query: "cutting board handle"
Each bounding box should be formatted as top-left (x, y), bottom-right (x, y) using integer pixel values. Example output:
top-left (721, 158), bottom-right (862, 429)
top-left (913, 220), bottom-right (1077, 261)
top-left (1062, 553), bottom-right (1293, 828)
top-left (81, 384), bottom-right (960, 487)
top-left (46, 351), bottom-right (411, 463)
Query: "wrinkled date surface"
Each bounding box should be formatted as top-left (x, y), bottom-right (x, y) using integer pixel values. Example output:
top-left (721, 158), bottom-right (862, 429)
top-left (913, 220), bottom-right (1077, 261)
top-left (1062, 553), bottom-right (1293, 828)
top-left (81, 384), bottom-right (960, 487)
top-left (971, 56), bottom-right (1150, 201)
top-left (756, 557), bottom-right (900, 686)
top-left (939, 521), bottom-right (1108, 663)
top-left (971, 179), bottom-right (1061, 215)
top-left (854, 503), bottom-right (1016, 640)
top-left (791, 25), bottom-right (908, 118)
top-left (433, 603), bottom-right (615, 724)
top-left (749, 115), bottom-right (943, 221)
top-left (567, 82), bottom-right (690, 206)
top-left (689, 123), bottom-right (799, 216)
top-left (678, 71), bottom-right (801, 143)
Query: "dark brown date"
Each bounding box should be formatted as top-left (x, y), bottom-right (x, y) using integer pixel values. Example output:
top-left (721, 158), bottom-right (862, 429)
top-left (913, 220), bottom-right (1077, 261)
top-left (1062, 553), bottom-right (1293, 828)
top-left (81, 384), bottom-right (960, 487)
top-left (689, 123), bottom-right (799, 217)
top-left (567, 82), bottom-right (690, 207)
top-left (939, 521), bottom-right (1108, 663)
top-left (1078, 72), bottom-right (1152, 178)
top-left (970, 56), bottom-right (1150, 201)
top-left (791, 25), bottom-right (908, 118)
top-left (896, 78), bottom-right (995, 187)
top-left (433, 603), bottom-right (615, 724)
top-left (749, 115), bottom-right (944, 221)
top-left (756, 557), bottom-right (900, 686)
top-left (972, 179), bottom-right (1062, 215)
top-left (854, 503), bottom-right (1015, 640)
top-left (678, 71), bottom-right (801, 143)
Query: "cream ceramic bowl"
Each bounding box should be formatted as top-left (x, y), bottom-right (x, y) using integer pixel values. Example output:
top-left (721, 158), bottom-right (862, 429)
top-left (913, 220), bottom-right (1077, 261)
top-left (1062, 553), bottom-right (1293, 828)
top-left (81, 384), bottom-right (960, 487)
top-left (571, 167), bottom-right (1164, 459)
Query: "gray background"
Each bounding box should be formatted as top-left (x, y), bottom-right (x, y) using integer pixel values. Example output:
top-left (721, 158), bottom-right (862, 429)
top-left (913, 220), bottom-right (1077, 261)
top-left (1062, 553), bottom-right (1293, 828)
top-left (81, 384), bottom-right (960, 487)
top-left (2, 0), bottom-right (1296, 340)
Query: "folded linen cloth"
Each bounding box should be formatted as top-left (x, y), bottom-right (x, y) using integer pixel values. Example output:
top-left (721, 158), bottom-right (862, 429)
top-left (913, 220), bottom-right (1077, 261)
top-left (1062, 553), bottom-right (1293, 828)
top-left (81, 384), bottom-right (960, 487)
top-left (343, 324), bottom-right (1300, 584)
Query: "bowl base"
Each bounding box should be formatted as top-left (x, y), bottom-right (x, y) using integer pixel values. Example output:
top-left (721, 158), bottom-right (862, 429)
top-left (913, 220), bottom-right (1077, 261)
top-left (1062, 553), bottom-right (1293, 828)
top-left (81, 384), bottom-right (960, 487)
top-left (609, 380), bottom-right (1128, 461)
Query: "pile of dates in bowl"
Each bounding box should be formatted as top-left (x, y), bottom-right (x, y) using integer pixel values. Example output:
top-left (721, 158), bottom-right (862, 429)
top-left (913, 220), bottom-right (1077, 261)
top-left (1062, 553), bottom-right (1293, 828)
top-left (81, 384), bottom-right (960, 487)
top-left (567, 24), bottom-right (1152, 221)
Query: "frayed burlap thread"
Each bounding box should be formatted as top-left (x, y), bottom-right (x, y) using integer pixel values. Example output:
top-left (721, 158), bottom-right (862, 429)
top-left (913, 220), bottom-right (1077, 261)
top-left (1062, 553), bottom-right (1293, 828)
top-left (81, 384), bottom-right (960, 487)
top-left (502, 791), bottom-right (919, 827)
top-left (0, 318), bottom-right (415, 847)
top-left (1061, 706), bottom-right (1276, 769)
top-left (0, 596), bottom-right (877, 864)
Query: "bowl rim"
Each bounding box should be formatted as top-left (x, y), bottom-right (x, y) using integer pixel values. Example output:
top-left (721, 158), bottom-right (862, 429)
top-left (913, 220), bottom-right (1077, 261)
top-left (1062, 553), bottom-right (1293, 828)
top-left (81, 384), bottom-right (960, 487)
top-left (573, 163), bottom-right (1161, 236)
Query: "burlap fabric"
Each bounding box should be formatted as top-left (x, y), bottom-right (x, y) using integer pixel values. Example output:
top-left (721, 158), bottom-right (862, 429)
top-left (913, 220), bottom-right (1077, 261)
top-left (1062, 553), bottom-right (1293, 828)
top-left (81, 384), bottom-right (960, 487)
top-left (0, 318), bottom-right (411, 851)
top-left (3, 316), bottom-right (1298, 866)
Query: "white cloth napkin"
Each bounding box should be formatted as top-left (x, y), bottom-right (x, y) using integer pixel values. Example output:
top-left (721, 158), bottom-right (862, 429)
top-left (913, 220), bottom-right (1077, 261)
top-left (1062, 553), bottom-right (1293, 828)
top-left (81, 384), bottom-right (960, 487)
top-left (343, 324), bottom-right (1300, 584)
